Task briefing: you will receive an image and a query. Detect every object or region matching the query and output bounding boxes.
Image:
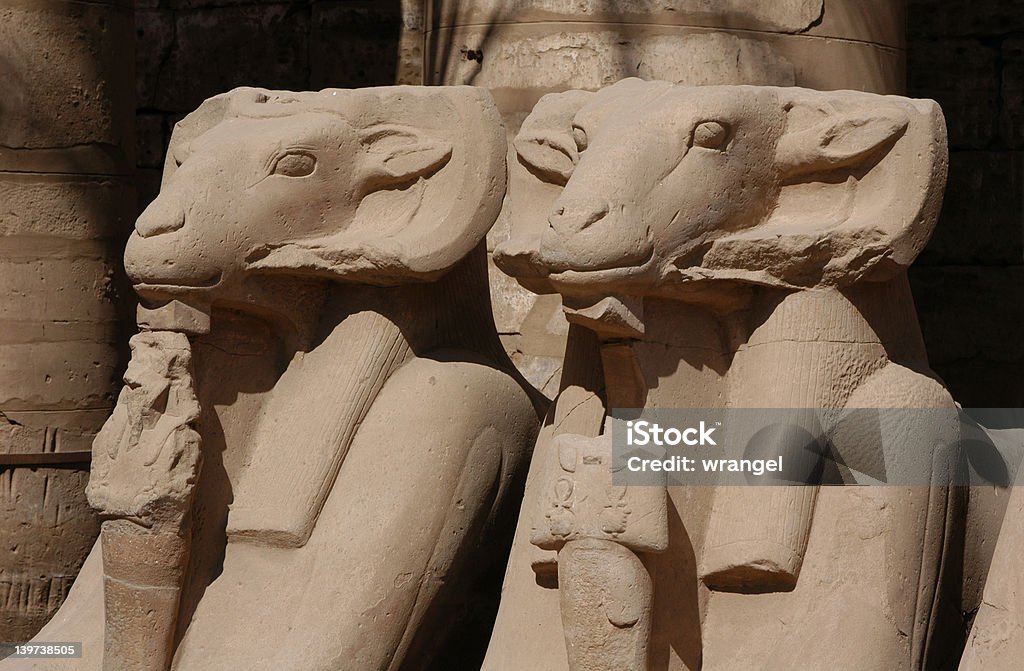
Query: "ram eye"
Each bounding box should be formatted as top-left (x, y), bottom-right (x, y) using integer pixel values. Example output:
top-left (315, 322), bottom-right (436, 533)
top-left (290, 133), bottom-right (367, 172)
top-left (692, 121), bottom-right (730, 151)
top-left (271, 151), bottom-right (316, 177)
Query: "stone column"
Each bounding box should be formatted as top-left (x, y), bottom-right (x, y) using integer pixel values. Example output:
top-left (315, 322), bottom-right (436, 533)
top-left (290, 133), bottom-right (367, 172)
top-left (0, 0), bottom-right (134, 641)
top-left (425, 0), bottom-right (906, 396)
top-left (397, 0), bottom-right (427, 84)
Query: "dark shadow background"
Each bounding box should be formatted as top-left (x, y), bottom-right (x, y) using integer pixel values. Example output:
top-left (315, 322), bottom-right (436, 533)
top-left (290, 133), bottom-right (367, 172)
top-left (906, 0), bottom-right (1024, 408)
top-left (135, 0), bottom-right (403, 203)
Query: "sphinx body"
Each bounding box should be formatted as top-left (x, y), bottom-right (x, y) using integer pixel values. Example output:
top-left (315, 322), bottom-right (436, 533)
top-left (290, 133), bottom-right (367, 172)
top-left (486, 80), bottom-right (964, 670)
top-left (6, 86), bottom-right (539, 671)
top-left (958, 421), bottom-right (1024, 670)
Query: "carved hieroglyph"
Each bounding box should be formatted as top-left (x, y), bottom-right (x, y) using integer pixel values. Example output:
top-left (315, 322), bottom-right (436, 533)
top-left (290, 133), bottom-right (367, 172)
top-left (6, 85), bottom-right (540, 671)
top-left (487, 80), bottom-right (957, 670)
top-left (86, 331), bottom-right (201, 671)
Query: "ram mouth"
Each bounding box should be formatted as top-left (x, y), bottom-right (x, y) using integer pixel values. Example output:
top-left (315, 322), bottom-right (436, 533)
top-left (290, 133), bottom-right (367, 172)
top-left (547, 246), bottom-right (657, 279)
top-left (133, 272), bottom-right (223, 298)
top-left (497, 240), bottom-right (654, 275)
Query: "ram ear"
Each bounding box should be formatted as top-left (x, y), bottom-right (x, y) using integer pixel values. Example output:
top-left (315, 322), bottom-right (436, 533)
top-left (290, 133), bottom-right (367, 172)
top-left (358, 124), bottom-right (453, 189)
top-left (701, 92), bottom-right (947, 288)
top-left (512, 89), bottom-right (595, 186)
top-left (775, 103), bottom-right (909, 180)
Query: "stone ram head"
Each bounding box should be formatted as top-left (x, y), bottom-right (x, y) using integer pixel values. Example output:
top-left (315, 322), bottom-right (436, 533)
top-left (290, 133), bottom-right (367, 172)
top-left (125, 86), bottom-right (506, 307)
top-left (495, 79), bottom-right (947, 301)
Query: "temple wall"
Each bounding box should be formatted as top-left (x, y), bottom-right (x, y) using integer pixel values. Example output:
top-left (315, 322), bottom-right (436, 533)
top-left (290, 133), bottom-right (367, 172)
top-left (0, 0), bottom-right (133, 640)
top-left (906, 0), bottom-right (1024, 407)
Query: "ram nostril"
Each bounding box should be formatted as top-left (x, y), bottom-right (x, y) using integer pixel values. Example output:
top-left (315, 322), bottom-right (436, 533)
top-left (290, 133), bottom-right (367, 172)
top-left (580, 204), bottom-right (609, 229)
top-left (548, 201), bottom-right (611, 234)
top-left (135, 207), bottom-right (186, 238)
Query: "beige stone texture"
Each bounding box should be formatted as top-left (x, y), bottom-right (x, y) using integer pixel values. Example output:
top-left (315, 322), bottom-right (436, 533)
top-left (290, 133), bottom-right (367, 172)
top-left (487, 80), bottom-right (959, 670)
top-left (0, 0), bottom-right (133, 642)
top-left (4, 85), bottom-right (540, 670)
top-left (431, 0), bottom-right (904, 48)
top-left (0, 0), bottom-right (134, 158)
top-left (957, 417), bottom-right (1024, 669)
top-left (960, 461), bottom-right (1024, 670)
top-left (430, 24), bottom-right (903, 95)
